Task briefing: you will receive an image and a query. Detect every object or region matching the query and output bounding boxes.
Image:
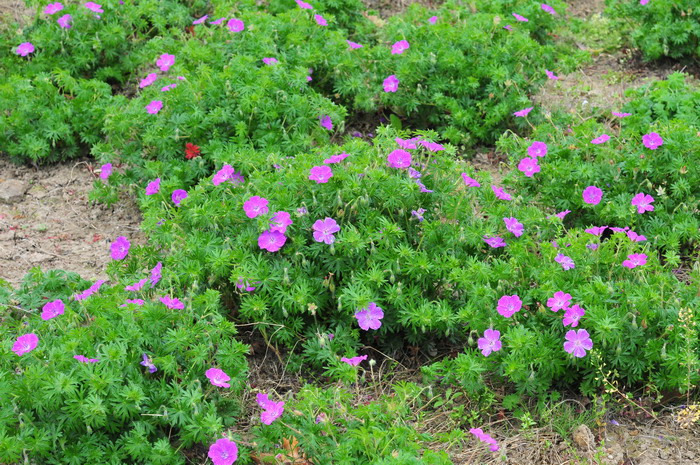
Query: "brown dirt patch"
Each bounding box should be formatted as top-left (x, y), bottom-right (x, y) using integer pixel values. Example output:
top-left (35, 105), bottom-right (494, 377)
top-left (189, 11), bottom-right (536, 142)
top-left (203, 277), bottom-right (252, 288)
top-left (566, 0), bottom-right (607, 19)
top-left (361, 0), bottom-right (443, 18)
top-left (0, 158), bottom-right (144, 287)
top-left (0, 0), bottom-right (33, 29)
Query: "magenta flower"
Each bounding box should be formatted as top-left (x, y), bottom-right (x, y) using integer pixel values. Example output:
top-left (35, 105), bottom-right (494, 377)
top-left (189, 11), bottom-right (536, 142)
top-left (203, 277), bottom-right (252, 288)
top-left (57, 14), bottom-right (72, 28)
top-left (555, 253), bottom-right (575, 270)
top-left (483, 236), bottom-right (506, 248)
top-left (383, 74), bottom-right (400, 93)
top-left (513, 106), bottom-right (533, 117)
top-left (627, 230), bottom-right (646, 242)
top-left (470, 428), bottom-right (499, 452)
top-left (541, 3), bottom-right (557, 14)
top-left (73, 280), bottom-right (106, 301)
top-left (518, 157), bottom-right (540, 177)
top-left (631, 193), bottom-right (654, 214)
top-left (341, 354), bottom-right (368, 366)
top-left (156, 53), bottom-right (175, 72)
top-left (491, 185), bottom-right (512, 201)
top-left (126, 278), bottom-right (147, 291)
top-left (160, 295), bottom-right (184, 310)
top-left (591, 134), bottom-right (610, 144)
top-left (585, 226), bottom-right (607, 236)
top-left (512, 12), bottom-right (529, 22)
top-left (462, 173), bottom-right (481, 187)
top-left (503, 24), bottom-right (513, 31)
top-left (257, 393), bottom-right (285, 425)
top-left (208, 438), bottom-right (238, 465)
top-left (258, 230), bottom-right (287, 252)
top-left (84, 2), bottom-right (103, 13)
top-left (161, 83), bottom-right (176, 92)
top-left (146, 100), bottom-right (163, 114)
top-left (547, 291), bottom-right (571, 312)
top-left (309, 165), bottom-right (333, 183)
top-left (171, 189), bottom-right (188, 206)
top-left (193, 15), bottom-right (208, 25)
top-left (227, 18), bottom-right (244, 32)
top-left (319, 115), bottom-right (333, 130)
top-left (145, 178), bottom-right (161, 195)
top-left (110, 236), bottom-right (130, 260)
top-left (312, 217), bottom-right (340, 244)
top-left (150, 262), bottom-right (162, 288)
top-left (396, 137), bottom-right (420, 149)
top-left (582, 185), bottom-right (603, 205)
top-left (429, 16), bottom-right (438, 24)
top-left (74, 355), bottom-right (100, 363)
top-left (503, 217), bottom-right (524, 237)
top-left (613, 111), bottom-right (631, 118)
top-left (270, 211), bottom-right (293, 234)
top-left (41, 299), bottom-right (65, 320)
top-left (324, 152), bottom-right (349, 164)
top-left (639, 0), bottom-right (649, 5)
top-left (622, 253), bottom-right (647, 269)
top-left (347, 40), bottom-right (363, 49)
top-left (205, 368), bottom-right (231, 388)
top-left (391, 40), bottom-right (410, 54)
top-left (243, 196), bottom-right (269, 218)
top-left (545, 69), bottom-right (559, 80)
top-left (140, 353), bottom-right (157, 373)
top-left (355, 302), bottom-right (384, 330)
top-left (553, 210), bottom-right (571, 219)
top-left (527, 141), bottom-right (548, 157)
top-left (262, 57), bottom-right (279, 66)
top-left (314, 14), bottom-right (327, 26)
top-left (563, 304), bottom-right (585, 327)
top-left (120, 299), bottom-right (145, 307)
top-left (387, 149), bottom-right (411, 169)
top-left (15, 42), bottom-right (34, 57)
top-left (99, 163), bottom-right (112, 180)
top-left (477, 329), bottom-right (502, 357)
top-left (12, 333), bottom-right (39, 356)
top-left (139, 73), bottom-right (157, 88)
top-left (210, 17), bottom-right (226, 25)
top-left (296, 0), bottom-right (313, 9)
top-left (44, 2), bottom-right (64, 14)
top-left (564, 329), bottom-right (593, 358)
top-left (420, 140), bottom-right (445, 152)
top-left (642, 132), bottom-right (663, 150)
top-left (497, 294), bottom-right (522, 318)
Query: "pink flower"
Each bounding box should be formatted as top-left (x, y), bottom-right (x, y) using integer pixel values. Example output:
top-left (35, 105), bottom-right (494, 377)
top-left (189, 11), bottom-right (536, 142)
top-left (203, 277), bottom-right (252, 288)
top-left (622, 253), bottom-right (647, 269)
top-left (12, 333), bottom-right (39, 356)
top-left (642, 132), bottom-right (663, 150)
top-left (44, 2), bottom-right (64, 14)
top-left (545, 69), bottom-right (559, 80)
top-left (206, 368), bottom-right (231, 388)
top-left (15, 42), bottom-right (34, 56)
top-left (314, 14), bottom-right (327, 26)
top-left (161, 84), bottom-right (177, 92)
top-left (257, 393), bottom-right (285, 425)
top-left (503, 217), bottom-right (524, 237)
top-left (627, 230), bottom-right (646, 242)
top-left (57, 14), bottom-right (72, 28)
top-left (213, 165), bottom-right (244, 186)
top-left (518, 157), bottom-right (540, 177)
top-left (171, 189), bottom-right (188, 206)
top-left (470, 428), bottom-right (499, 452)
top-left (563, 304), bottom-right (585, 327)
top-left (227, 18), bottom-right (244, 32)
top-left (126, 278), bottom-right (147, 291)
top-left (210, 17), bottom-right (226, 25)
top-left (541, 3), bottom-right (557, 15)
top-left (208, 438), bottom-right (238, 465)
top-left (497, 294), bottom-right (522, 318)
top-left (243, 196), bottom-right (269, 218)
top-left (527, 141), bottom-right (548, 157)
top-left (512, 12), bottom-right (529, 22)
top-left (547, 291), bottom-right (571, 312)
top-left (73, 280), bottom-right (106, 301)
top-left (309, 165), bottom-right (333, 183)
top-left (324, 152), bottom-right (349, 164)
top-left (631, 193), bottom-right (654, 213)
top-left (341, 355), bottom-right (367, 366)
top-left (193, 15), bottom-right (208, 25)
top-left (383, 74), bottom-right (400, 93)
top-left (270, 211), bottom-right (293, 234)
top-left (156, 53), bottom-right (175, 72)
top-left (41, 299), bottom-right (65, 320)
top-left (139, 73), bottom-right (158, 88)
top-left (262, 57), bottom-right (278, 66)
top-left (387, 149), bottom-right (411, 169)
top-left (145, 178), bottom-right (161, 195)
top-left (491, 185), bottom-right (512, 201)
top-left (613, 111), bottom-right (631, 118)
top-left (591, 134), bottom-right (610, 144)
top-left (396, 136), bottom-right (421, 149)
top-left (513, 106), bottom-right (533, 117)
top-left (98, 163), bottom-right (112, 180)
top-left (110, 236), bottom-right (130, 260)
top-left (347, 40), bottom-right (363, 49)
top-left (564, 329), bottom-right (593, 358)
top-left (258, 230), bottom-right (287, 252)
top-left (296, 0), bottom-right (313, 9)
top-left (555, 253), bottom-right (575, 270)
top-left (120, 299), bottom-right (145, 307)
top-left (553, 210), bottom-right (571, 219)
top-left (319, 115), bottom-right (333, 130)
top-left (639, 0), bottom-right (649, 4)
top-left (585, 226), bottom-right (607, 236)
top-left (420, 140), bottom-right (445, 152)
top-left (312, 217), bottom-right (340, 244)
top-left (391, 40), bottom-right (410, 55)
top-left (503, 24), bottom-right (513, 31)
top-left (477, 329), bottom-right (502, 357)
top-left (582, 185), bottom-right (603, 205)
top-left (484, 235), bottom-right (507, 248)
top-left (355, 302), bottom-right (384, 330)
top-left (150, 262), bottom-right (162, 288)
top-left (146, 100), bottom-right (163, 114)
top-left (462, 173), bottom-right (481, 187)
top-left (428, 16), bottom-right (438, 24)
top-left (84, 2), bottom-right (103, 13)
top-left (160, 295), bottom-right (184, 310)
top-left (74, 355), bottom-right (100, 363)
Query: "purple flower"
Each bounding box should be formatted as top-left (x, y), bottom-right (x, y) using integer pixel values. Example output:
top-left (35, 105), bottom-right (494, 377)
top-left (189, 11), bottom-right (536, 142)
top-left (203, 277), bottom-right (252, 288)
top-left (257, 393), bottom-right (285, 425)
top-left (429, 16), bottom-right (438, 24)
top-left (296, 0), bottom-right (313, 9)
top-left (411, 208), bottom-right (426, 222)
top-left (208, 438), bottom-right (238, 465)
top-left (483, 236), bottom-right (506, 248)
top-left (513, 12), bottom-right (529, 21)
top-left (553, 209), bottom-right (571, 219)
top-left (205, 368), bottom-right (231, 388)
top-left (383, 74), bottom-right (400, 93)
top-left (563, 304), bottom-right (585, 327)
top-left (314, 14), bottom-right (327, 26)
top-left (12, 333), bottom-right (39, 356)
top-left (527, 141), bottom-right (548, 157)
top-left (387, 149), bottom-right (412, 169)
top-left (193, 15), bottom-right (208, 25)
top-left (341, 355), bottom-right (367, 366)
top-left (227, 18), bottom-right (244, 32)
top-left (627, 230), bottom-right (646, 242)
top-left (477, 329), bottom-right (502, 357)
top-left (210, 17), bottom-right (226, 25)
top-left (258, 230), bottom-right (287, 252)
top-left (491, 185), bottom-right (512, 201)
top-left (161, 83), bottom-right (177, 92)
top-left (462, 173), bottom-right (481, 187)
top-left (84, 2), bottom-right (103, 13)
top-left (497, 294), bottom-right (522, 318)
top-left (408, 168), bottom-right (422, 179)
top-left (126, 278), bottom-right (148, 291)
top-left (591, 134), bottom-right (610, 145)
top-left (150, 262), bottom-right (162, 288)
top-left (631, 193), bottom-right (654, 214)
top-left (420, 140), bottom-right (445, 152)
top-left (74, 355), bottom-right (99, 363)
top-left (640, 0), bottom-right (649, 5)
top-left (41, 299), bottom-right (65, 320)
top-left (139, 73), bottom-right (158, 89)
top-left (513, 106), bottom-right (533, 117)
top-left (582, 185), bottom-right (603, 205)
top-left (270, 211), bottom-right (293, 234)
top-left (470, 428), bottom-right (499, 452)
top-left (587, 243), bottom-right (599, 250)
top-left (564, 329), bottom-right (593, 358)
top-left (585, 226), bottom-right (607, 236)
top-left (555, 253), bottom-right (575, 270)
top-left (396, 137), bottom-right (421, 149)
top-left (44, 2), bottom-right (64, 14)
top-left (503, 24), bottom-right (513, 31)
top-left (171, 189), bottom-right (188, 206)
top-left (318, 115), bottom-right (334, 131)
top-left (243, 196), bottom-right (269, 218)
top-left (160, 295), bottom-right (184, 310)
top-left (391, 40), bottom-right (410, 54)
top-left (312, 217), bottom-right (340, 244)
top-left (347, 40), bottom-right (363, 49)
top-left (622, 253), bottom-right (647, 269)
top-left (547, 291), bottom-right (571, 312)
top-left (110, 236), bottom-right (131, 260)
top-left (146, 100), bottom-right (163, 114)
top-left (642, 132), bottom-right (663, 150)
top-left (613, 111), bottom-right (631, 118)
top-left (518, 157), bottom-right (540, 177)
top-left (355, 302), bottom-right (384, 330)
top-left (57, 14), bottom-right (72, 28)
top-left (324, 152), bottom-right (349, 164)
top-left (145, 178), bottom-right (161, 195)
top-left (73, 280), bottom-right (106, 301)
top-left (261, 57), bottom-right (278, 66)
top-left (503, 217), bottom-right (524, 237)
top-left (545, 69), bottom-right (559, 80)
top-left (15, 42), bottom-right (34, 57)
top-left (213, 165), bottom-right (244, 186)
top-left (541, 3), bottom-right (557, 15)
top-left (140, 353), bottom-right (157, 372)
top-left (99, 163), bottom-right (112, 180)
top-left (156, 53), bottom-right (175, 72)
top-left (309, 165), bottom-right (333, 183)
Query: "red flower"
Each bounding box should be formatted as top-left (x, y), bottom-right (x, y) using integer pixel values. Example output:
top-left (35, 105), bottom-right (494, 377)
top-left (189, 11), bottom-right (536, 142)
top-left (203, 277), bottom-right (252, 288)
top-left (185, 143), bottom-right (201, 159)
